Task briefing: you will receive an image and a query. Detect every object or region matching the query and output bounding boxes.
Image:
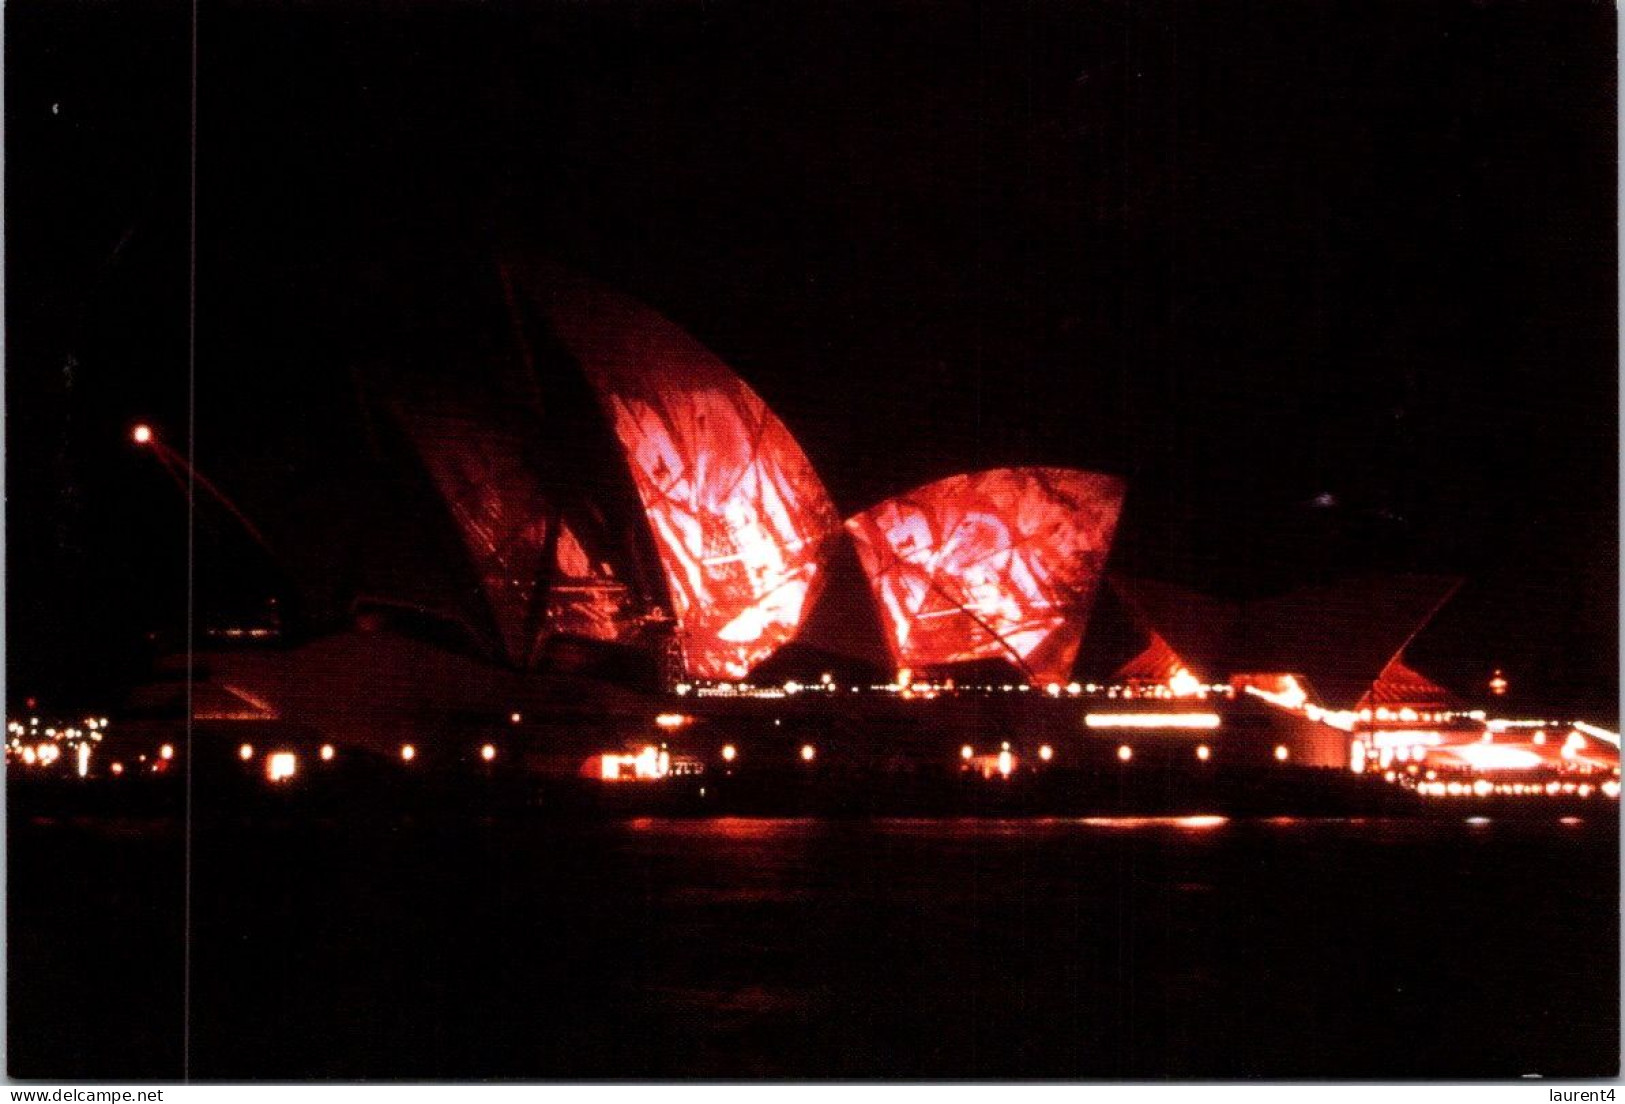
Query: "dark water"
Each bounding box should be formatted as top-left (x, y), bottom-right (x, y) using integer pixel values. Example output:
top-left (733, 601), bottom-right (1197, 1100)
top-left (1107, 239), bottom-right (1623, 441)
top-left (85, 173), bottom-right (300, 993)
top-left (9, 809), bottom-right (1619, 1080)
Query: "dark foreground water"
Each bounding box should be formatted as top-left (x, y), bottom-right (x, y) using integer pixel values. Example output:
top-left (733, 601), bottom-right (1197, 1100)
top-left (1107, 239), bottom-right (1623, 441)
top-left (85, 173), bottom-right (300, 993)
top-left (9, 808), bottom-right (1619, 1080)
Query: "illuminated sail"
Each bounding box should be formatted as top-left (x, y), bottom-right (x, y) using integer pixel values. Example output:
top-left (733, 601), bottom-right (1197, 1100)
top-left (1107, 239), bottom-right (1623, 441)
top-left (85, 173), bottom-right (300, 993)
top-left (521, 266), bottom-right (841, 679)
top-left (846, 468), bottom-right (1125, 683)
top-left (390, 402), bottom-right (553, 665)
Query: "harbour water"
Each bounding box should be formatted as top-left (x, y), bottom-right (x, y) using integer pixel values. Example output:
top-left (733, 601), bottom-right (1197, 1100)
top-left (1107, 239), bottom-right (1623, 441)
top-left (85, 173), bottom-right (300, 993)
top-left (8, 807), bottom-right (1618, 1080)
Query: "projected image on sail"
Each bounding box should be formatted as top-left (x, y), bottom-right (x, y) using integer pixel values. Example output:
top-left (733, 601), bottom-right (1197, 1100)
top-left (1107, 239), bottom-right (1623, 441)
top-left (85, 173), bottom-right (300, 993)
top-left (390, 401), bottom-right (554, 666)
top-left (847, 468), bottom-right (1126, 684)
top-left (517, 264), bottom-right (841, 679)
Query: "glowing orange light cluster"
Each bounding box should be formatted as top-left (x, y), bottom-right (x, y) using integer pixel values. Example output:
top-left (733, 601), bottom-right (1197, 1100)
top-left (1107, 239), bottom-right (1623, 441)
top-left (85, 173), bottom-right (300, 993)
top-left (1085, 713), bottom-right (1221, 730)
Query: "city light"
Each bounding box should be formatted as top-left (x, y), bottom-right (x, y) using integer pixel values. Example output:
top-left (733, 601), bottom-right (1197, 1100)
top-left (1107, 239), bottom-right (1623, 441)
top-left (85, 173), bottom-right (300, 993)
top-left (509, 712), bottom-right (523, 724)
top-left (320, 744), bottom-right (335, 761)
top-left (1274, 745), bottom-right (1289, 762)
top-left (1085, 713), bottom-right (1221, 730)
top-left (159, 744), bottom-right (174, 760)
top-left (1369, 730), bottom-right (1443, 748)
top-left (238, 744), bottom-right (254, 761)
top-left (655, 713), bottom-right (690, 729)
top-left (1573, 721), bottom-right (1620, 747)
top-left (961, 745), bottom-right (974, 761)
top-left (1038, 744), bottom-right (1053, 761)
top-left (481, 744), bottom-right (497, 762)
top-left (1196, 745), bottom-right (1211, 761)
top-left (1168, 667), bottom-right (1202, 698)
top-left (400, 744), bottom-right (416, 762)
top-left (267, 752), bottom-right (297, 782)
top-left (131, 424), bottom-right (153, 445)
top-left (1244, 675), bottom-right (1308, 711)
top-left (1450, 744), bottom-right (1543, 771)
top-left (721, 744), bottom-right (737, 762)
top-left (800, 744), bottom-right (816, 762)
top-left (997, 749), bottom-right (1014, 777)
top-left (1117, 745), bottom-right (1133, 762)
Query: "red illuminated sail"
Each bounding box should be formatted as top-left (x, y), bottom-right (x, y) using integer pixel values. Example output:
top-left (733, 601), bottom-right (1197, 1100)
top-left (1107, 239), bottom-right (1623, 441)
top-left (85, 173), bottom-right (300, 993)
top-left (390, 403), bottom-right (552, 666)
top-left (521, 266), bottom-right (841, 679)
top-left (846, 468), bottom-right (1125, 684)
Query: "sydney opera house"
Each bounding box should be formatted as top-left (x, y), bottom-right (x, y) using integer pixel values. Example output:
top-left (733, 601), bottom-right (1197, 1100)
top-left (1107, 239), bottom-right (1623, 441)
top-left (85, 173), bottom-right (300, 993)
top-left (82, 262), bottom-right (1616, 797)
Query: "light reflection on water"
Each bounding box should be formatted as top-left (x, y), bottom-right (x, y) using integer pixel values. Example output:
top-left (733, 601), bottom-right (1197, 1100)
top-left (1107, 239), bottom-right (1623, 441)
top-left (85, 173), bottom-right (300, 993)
top-left (609, 813), bottom-right (1607, 838)
top-left (1077, 814), bottom-right (1229, 829)
top-left (10, 804), bottom-right (1616, 1080)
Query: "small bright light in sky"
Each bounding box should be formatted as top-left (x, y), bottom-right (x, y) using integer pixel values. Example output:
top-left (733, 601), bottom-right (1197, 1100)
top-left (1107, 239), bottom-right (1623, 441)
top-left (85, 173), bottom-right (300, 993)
top-left (132, 424), bottom-right (153, 445)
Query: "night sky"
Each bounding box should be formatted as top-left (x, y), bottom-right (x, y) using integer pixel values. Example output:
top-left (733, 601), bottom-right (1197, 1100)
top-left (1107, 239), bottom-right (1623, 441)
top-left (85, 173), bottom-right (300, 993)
top-left (7, 0), bottom-right (1617, 717)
